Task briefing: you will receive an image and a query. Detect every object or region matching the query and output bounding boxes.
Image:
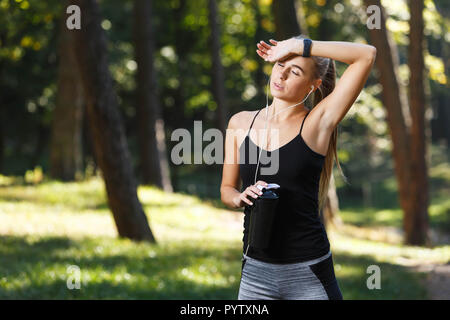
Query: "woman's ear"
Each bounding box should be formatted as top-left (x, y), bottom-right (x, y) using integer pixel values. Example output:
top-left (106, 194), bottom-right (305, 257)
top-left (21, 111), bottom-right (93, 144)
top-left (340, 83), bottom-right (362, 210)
top-left (313, 79), bottom-right (322, 91)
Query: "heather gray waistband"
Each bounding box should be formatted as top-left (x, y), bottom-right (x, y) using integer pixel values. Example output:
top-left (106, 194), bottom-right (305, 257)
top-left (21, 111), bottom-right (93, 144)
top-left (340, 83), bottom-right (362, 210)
top-left (243, 250), bottom-right (331, 268)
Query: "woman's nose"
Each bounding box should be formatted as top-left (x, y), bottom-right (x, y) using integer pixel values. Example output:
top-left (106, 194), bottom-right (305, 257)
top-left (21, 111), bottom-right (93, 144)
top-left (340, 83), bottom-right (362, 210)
top-left (279, 69), bottom-right (288, 79)
top-left (280, 68), bottom-right (289, 79)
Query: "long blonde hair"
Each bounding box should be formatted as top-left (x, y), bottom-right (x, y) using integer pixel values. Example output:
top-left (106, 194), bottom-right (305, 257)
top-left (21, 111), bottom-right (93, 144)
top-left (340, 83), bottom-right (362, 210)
top-left (310, 55), bottom-right (346, 210)
top-left (292, 35), bottom-right (346, 210)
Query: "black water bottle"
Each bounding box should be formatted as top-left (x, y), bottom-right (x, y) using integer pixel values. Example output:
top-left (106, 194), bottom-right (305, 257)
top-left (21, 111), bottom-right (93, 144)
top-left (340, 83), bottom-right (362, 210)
top-left (248, 187), bottom-right (279, 249)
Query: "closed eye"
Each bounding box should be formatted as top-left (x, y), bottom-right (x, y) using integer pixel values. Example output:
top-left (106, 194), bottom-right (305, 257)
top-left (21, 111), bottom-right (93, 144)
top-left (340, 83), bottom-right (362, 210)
top-left (278, 62), bottom-right (300, 76)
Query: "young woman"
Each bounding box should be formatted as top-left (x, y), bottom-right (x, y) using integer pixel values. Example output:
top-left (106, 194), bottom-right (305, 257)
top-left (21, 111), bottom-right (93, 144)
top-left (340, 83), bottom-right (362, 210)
top-left (220, 35), bottom-right (376, 300)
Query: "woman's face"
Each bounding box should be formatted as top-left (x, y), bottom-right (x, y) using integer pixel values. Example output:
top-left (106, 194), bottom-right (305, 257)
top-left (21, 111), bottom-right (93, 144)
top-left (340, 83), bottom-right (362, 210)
top-left (270, 55), bottom-right (316, 103)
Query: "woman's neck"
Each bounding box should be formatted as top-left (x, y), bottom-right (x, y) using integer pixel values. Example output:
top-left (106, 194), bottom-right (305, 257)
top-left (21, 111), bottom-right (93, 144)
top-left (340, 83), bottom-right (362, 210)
top-left (268, 97), bottom-right (309, 122)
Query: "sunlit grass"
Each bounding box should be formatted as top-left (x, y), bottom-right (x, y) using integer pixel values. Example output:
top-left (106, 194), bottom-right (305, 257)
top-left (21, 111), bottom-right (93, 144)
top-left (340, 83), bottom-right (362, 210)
top-left (0, 174), bottom-right (448, 299)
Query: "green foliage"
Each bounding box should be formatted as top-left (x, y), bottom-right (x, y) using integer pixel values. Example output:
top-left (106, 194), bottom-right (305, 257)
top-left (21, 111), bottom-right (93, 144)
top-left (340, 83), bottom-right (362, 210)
top-left (1, 0), bottom-right (449, 190)
top-left (0, 0), bottom-right (62, 174)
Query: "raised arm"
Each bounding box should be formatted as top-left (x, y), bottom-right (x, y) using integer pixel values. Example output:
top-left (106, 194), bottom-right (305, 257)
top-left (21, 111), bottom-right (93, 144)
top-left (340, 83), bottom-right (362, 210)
top-left (257, 38), bottom-right (376, 130)
top-left (305, 40), bottom-right (376, 128)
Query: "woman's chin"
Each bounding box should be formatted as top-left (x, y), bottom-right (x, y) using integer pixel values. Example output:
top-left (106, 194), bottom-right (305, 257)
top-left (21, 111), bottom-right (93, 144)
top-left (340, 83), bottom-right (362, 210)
top-left (270, 88), bottom-right (282, 96)
top-left (270, 91), bottom-right (288, 100)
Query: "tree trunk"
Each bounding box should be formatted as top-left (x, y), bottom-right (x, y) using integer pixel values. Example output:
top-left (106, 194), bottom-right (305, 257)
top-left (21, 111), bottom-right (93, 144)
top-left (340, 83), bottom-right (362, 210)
top-left (407, 0), bottom-right (429, 245)
top-left (50, 17), bottom-right (84, 181)
top-left (0, 106), bottom-right (3, 173)
top-left (171, 0), bottom-right (188, 193)
top-left (171, 0), bottom-right (187, 132)
top-left (251, 0), bottom-right (267, 101)
top-left (133, 0), bottom-right (172, 192)
top-left (271, 0), bottom-right (301, 39)
top-left (30, 108), bottom-right (48, 170)
top-left (363, 0), bottom-right (429, 245)
top-left (207, 0), bottom-right (228, 135)
top-left (0, 33), bottom-right (4, 173)
top-left (363, 0), bottom-right (412, 218)
top-left (317, 0), bottom-right (334, 41)
top-left (71, 0), bottom-right (155, 242)
top-left (295, 0), bottom-right (309, 36)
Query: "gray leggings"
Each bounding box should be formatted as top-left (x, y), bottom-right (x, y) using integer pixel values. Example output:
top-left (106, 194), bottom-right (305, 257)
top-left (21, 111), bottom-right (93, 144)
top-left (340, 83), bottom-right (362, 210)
top-left (238, 251), bottom-right (343, 300)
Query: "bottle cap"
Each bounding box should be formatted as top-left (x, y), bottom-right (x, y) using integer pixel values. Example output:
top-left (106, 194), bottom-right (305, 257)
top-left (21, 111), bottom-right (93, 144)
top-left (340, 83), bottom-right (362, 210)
top-left (256, 183), bottom-right (280, 191)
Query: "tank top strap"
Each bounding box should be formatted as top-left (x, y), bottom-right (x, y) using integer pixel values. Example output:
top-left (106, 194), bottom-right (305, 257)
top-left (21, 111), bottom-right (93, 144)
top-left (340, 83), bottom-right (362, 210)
top-left (247, 109), bottom-right (262, 135)
top-left (299, 110), bottom-right (311, 135)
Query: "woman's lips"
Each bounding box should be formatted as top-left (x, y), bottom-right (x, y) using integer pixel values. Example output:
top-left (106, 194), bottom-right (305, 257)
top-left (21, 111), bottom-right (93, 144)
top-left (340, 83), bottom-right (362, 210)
top-left (274, 83), bottom-right (284, 90)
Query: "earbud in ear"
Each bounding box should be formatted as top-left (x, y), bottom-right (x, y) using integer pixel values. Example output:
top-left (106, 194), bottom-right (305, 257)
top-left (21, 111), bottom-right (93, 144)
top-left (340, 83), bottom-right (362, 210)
top-left (310, 85), bottom-right (314, 90)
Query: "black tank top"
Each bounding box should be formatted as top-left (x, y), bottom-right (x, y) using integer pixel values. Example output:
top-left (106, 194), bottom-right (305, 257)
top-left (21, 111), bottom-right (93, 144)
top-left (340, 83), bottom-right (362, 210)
top-left (239, 109), bottom-right (330, 263)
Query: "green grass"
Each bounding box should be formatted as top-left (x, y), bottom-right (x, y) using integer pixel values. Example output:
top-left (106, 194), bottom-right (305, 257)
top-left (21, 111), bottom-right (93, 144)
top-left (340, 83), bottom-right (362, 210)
top-left (0, 235), bottom-right (242, 299)
top-left (0, 173), bottom-right (448, 299)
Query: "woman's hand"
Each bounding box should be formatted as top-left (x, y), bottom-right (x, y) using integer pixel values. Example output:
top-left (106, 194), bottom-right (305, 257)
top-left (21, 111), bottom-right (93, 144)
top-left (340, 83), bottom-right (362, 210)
top-left (256, 38), bottom-right (302, 63)
top-left (233, 180), bottom-right (268, 207)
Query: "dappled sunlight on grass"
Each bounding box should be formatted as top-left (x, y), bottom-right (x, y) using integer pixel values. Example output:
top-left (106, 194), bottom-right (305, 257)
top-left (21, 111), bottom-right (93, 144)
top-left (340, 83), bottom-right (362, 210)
top-left (0, 176), bottom-right (243, 243)
top-left (0, 234), bottom-right (242, 299)
top-left (339, 207), bottom-right (402, 228)
top-left (330, 251), bottom-right (428, 299)
top-left (0, 178), bottom-right (107, 212)
top-left (340, 197), bottom-right (450, 233)
top-left (0, 206), bottom-right (117, 238)
top-left (0, 175), bottom-right (448, 299)
top-left (329, 229), bottom-right (450, 265)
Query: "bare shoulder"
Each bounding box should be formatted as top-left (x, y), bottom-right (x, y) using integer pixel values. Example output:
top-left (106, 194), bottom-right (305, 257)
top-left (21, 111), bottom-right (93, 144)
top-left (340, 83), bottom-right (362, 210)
top-left (227, 110), bottom-right (260, 149)
top-left (227, 110), bottom-right (259, 131)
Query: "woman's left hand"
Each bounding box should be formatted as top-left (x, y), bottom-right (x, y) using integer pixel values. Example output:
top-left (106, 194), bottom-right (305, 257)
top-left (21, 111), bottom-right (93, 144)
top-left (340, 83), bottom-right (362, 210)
top-left (256, 38), bottom-right (300, 63)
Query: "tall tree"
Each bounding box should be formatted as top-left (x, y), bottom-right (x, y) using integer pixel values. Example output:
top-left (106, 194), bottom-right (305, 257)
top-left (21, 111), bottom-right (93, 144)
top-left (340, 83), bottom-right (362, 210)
top-left (363, 0), bottom-right (429, 245)
top-left (70, 0), bottom-right (155, 242)
top-left (50, 17), bottom-right (84, 181)
top-left (272, 0), bottom-right (301, 39)
top-left (407, 0), bottom-right (429, 244)
top-left (170, 0), bottom-right (189, 192)
top-left (252, 0), bottom-right (267, 101)
top-left (133, 0), bottom-right (172, 192)
top-left (208, 0), bottom-right (228, 135)
top-left (0, 36), bottom-right (4, 173)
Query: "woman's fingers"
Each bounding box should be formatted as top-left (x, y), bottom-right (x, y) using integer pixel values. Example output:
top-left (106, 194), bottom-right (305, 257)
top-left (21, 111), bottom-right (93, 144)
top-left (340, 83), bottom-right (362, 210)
top-left (256, 49), bottom-right (268, 60)
top-left (256, 40), bottom-right (279, 55)
top-left (256, 49), bottom-right (264, 57)
top-left (257, 41), bottom-right (278, 62)
top-left (244, 197), bottom-right (253, 206)
top-left (249, 186), bottom-right (263, 196)
top-left (246, 187), bottom-right (260, 198)
top-left (255, 180), bottom-right (268, 187)
top-left (241, 180), bottom-right (268, 206)
top-left (256, 43), bottom-right (270, 56)
top-left (242, 192), bottom-right (255, 205)
top-left (259, 41), bottom-right (272, 50)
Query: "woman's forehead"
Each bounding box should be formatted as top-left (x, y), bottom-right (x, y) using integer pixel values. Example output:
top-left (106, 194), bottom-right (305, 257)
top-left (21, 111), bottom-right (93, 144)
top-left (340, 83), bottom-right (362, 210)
top-left (279, 55), bottom-right (311, 66)
top-left (277, 55), bottom-right (314, 74)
